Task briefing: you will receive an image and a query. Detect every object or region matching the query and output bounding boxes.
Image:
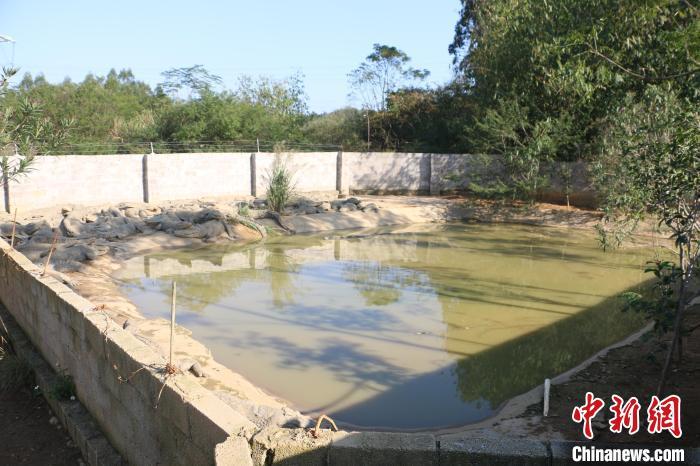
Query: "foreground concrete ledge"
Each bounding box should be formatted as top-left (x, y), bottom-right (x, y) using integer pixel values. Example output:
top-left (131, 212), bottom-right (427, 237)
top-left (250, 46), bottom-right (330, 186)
top-left (0, 304), bottom-right (124, 466)
top-left (329, 431), bottom-right (437, 466)
top-left (438, 434), bottom-right (547, 465)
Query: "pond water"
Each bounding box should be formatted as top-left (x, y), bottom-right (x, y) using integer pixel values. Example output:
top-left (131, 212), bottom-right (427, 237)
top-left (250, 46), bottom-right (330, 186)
top-left (116, 223), bottom-right (653, 430)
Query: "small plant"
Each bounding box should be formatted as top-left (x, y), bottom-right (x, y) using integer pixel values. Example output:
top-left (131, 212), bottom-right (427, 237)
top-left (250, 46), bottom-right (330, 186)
top-left (49, 371), bottom-right (75, 400)
top-left (238, 203), bottom-right (250, 217)
top-left (266, 157), bottom-right (295, 213)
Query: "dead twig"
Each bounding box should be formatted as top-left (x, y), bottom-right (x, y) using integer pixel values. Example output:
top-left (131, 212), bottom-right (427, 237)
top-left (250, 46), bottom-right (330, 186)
top-left (41, 230), bottom-right (60, 276)
top-left (311, 414), bottom-right (338, 438)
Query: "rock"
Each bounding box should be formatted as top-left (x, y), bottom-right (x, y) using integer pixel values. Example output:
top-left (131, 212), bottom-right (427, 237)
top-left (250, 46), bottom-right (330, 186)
top-left (61, 206), bottom-right (73, 216)
top-left (145, 213), bottom-right (191, 232)
top-left (339, 203), bottom-right (358, 212)
top-left (28, 227), bottom-right (57, 244)
top-left (60, 215), bottom-right (85, 237)
top-left (361, 202), bottom-right (379, 213)
top-left (93, 216), bottom-right (136, 240)
top-left (317, 201), bottom-right (331, 212)
top-left (107, 207), bottom-right (122, 217)
top-left (24, 220), bottom-right (50, 236)
top-left (330, 200), bottom-right (344, 210)
top-left (346, 197), bottom-right (361, 205)
top-left (49, 416), bottom-right (59, 426)
top-left (123, 207), bottom-right (140, 218)
top-left (137, 209), bottom-right (150, 218)
top-left (46, 243), bottom-right (100, 263)
top-left (194, 208), bottom-right (224, 224)
top-left (252, 198), bottom-right (267, 209)
top-left (189, 362), bottom-right (206, 378)
top-left (83, 213), bottom-right (98, 223)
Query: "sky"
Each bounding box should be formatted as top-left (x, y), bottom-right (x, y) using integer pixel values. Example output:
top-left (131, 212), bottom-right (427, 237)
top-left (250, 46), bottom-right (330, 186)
top-left (0, 1), bottom-right (461, 113)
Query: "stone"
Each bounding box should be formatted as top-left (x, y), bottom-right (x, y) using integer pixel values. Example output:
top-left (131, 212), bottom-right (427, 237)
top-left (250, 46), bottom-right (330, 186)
top-left (252, 198), bottom-right (267, 209)
top-left (317, 201), bottom-right (331, 212)
top-left (330, 200), bottom-right (344, 210)
top-left (361, 203), bottom-right (379, 213)
top-left (61, 206), bottom-right (73, 216)
top-left (24, 220), bottom-right (51, 236)
top-left (345, 197), bottom-right (361, 205)
top-left (60, 215), bottom-right (85, 237)
top-left (145, 214), bottom-right (191, 232)
top-left (339, 203), bottom-right (358, 212)
top-left (215, 436), bottom-right (254, 466)
top-left (123, 207), bottom-right (140, 218)
top-left (194, 208), bottom-right (224, 224)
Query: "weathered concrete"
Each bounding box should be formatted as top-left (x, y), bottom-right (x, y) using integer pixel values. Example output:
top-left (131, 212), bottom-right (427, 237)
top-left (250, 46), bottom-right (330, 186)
top-left (0, 238), bottom-right (256, 465)
top-left (146, 153), bottom-right (252, 202)
top-left (439, 435), bottom-right (548, 465)
top-left (3, 151), bottom-right (594, 212)
top-left (329, 431), bottom-right (437, 466)
top-left (6, 154), bottom-right (144, 211)
top-left (0, 304), bottom-right (124, 465)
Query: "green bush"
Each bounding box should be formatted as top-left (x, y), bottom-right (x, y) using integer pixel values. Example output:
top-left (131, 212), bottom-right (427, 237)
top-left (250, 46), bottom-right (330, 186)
top-left (266, 158), bottom-right (295, 213)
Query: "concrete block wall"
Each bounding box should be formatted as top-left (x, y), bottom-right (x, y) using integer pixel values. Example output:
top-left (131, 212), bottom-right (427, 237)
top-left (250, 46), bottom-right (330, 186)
top-left (3, 151), bottom-right (594, 212)
top-left (147, 152), bottom-right (252, 202)
top-left (254, 152), bottom-right (339, 196)
top-left (6, 154), bottom-right (145, 211)
top-left (0, 238), bottom-right (255, 465)
top-left (343, 152), bottom-right (431, 193)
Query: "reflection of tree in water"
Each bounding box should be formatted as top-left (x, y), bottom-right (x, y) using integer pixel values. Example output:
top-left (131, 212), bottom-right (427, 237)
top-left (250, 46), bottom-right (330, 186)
top-left (447, 288), bottom-right (645, 408)
top-left (342, 261), bottom-right (428, 307)
top-left (156, 271), bottom-right (246, 313)
top-left (266, 246), bottom-right (300, 310)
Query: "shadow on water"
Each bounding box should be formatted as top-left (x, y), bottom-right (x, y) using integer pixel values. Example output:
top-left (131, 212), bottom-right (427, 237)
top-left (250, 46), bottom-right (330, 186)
top-left (326, 279), bottom-right (650, 431)
top-left (116, 223), bottom-right (656, 430)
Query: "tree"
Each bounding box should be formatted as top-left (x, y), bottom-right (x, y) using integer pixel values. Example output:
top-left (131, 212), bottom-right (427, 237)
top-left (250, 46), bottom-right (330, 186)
top-left (158, 65), bottom-right (223, 99)
top-left (594, 86), bottom-right (700, 395)
top-left (449, 0), bottom-right (699, 194)
top-left (0, 67), bottom-right (72, 195)
top-left (348, 44), bottom-right (429, 112)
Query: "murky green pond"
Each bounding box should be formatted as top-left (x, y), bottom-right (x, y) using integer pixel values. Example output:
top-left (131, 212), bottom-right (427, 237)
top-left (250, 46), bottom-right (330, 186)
top-left (116, 223), bottom-right (653, 430)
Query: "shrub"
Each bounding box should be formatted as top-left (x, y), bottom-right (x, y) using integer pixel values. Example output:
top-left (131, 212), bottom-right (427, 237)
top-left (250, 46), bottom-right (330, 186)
top-left (266, 157), bottom-right (295, 213)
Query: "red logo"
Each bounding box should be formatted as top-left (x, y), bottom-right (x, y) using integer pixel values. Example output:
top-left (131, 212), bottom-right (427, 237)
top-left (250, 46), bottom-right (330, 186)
top-left (572, 392), bottom-right (605, 440)
top-left (647, 395), bottom-right (682, 438)
top-left (572, 393), bottom-right (682, 439)
top-left (609, 395), bottom-right (641, 435)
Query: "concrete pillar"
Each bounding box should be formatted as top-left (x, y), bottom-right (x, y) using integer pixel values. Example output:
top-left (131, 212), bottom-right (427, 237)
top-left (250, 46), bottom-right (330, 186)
top-left (429, 153), bottom-right (441, 196)
top-left (142, 154), bottom-right (150, 203)
top-left (336, 151), bottom-right (349, 196)
top-left (250, 153), bottom-right (257, 197)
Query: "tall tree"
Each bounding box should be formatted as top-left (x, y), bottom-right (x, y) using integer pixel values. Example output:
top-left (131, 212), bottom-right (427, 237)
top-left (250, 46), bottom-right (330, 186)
top-left (348, 44), bottom-right (429, 112)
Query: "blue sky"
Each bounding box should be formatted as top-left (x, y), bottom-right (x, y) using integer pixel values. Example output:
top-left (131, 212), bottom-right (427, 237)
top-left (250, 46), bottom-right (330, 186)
top-left (0, 1), bottom-right (461, 112)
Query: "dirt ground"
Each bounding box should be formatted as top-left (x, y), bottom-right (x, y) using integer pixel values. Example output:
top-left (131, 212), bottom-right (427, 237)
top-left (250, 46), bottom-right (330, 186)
top-left (527, 308), bottom-right (700, 447)
top-left (0, 350), bottom-right (83, 465)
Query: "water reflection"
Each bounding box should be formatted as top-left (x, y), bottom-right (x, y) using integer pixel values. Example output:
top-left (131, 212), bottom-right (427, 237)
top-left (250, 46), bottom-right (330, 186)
top-left (116, 223), bottom-right (650, 429)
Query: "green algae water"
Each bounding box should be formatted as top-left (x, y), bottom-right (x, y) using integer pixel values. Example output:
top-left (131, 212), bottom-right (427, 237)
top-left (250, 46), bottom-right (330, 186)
top-left (116, 223), bottom-right (654, 430)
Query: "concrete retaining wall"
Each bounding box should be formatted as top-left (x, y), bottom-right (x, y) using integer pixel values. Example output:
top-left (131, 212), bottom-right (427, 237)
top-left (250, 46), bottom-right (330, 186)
top-left (0, 238), bottom-right (255, 465)
top-left (3, 151), bottom-right (594, 212)
top-left (147, 153), bottom-right (252, 202)
top-left (344, 152), bottom-right (431, 193)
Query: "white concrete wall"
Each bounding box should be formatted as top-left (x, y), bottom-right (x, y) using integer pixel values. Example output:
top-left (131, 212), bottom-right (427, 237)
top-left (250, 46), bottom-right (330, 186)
top-left (343, 152), bottom-right (431, 192)
top-left (3, 152), bottom-right (594, 212)
top-left (7, 154), bottom-right (144, 211)
top-left (147, 152), bottom-right (251, 202)
top-left (254, 152), bottom-right (338, 196)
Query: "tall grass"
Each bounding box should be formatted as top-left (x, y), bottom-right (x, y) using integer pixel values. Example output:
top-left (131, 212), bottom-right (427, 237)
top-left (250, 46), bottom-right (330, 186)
top-left (266, 158), bottom-right (295, 213)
